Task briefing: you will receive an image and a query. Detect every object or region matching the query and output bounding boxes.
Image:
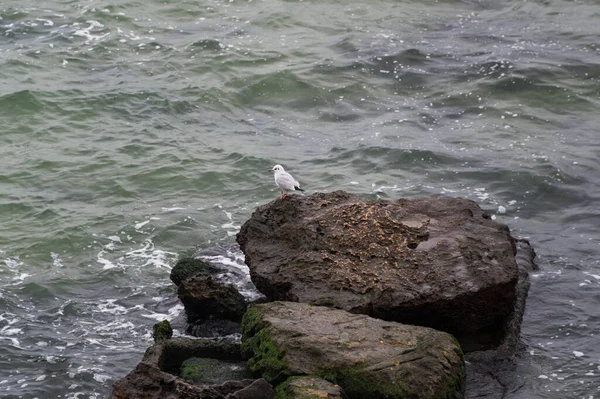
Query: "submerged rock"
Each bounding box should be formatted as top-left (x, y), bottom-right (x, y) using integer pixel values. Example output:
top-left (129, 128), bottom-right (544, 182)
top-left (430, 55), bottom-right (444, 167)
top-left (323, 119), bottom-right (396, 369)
top-left (237, 191), bottom-right (519, 351)
top-left (178, 274), bottom-right (247, 323)
top-left (241, 301), bottom-right (465, 399)
top-left (108, 337), bottom-right (274, 399)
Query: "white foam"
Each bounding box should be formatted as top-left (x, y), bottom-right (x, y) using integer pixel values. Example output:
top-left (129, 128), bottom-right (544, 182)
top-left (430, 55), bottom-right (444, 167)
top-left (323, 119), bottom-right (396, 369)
top-left (583, 272), bottom-right (600, 280)
top-left (574, 351), bottom-right (584, 357)
top-left (96, 299), bottom-right (129, 315)
top-left (36, 18), bottom-right (54, 26)
top-left (498, 206), bottom-right (507, 214)
top-left (11, 273), bottom-right (31, 282)
top-left (200, 248), bottom-right (264, 301)
top-left (93, 373), bottom-right (110, 383)
top-left (161, 206), bottom-right (186, 212)
top-left (124, 240), bottom-right (176, 270)
top-left (51, 252), bottom-right (64, 268)
top-left (95, 320), bottom-right (136, 333)
top-left (108, 235), bottom-right (122, 243)
top-left (73, 20), bottom-right (109, 42)
top-left (3, 257), bottom-right (23, 269)
top-left (134, 220), bottom-right (150, 230)
top-left (1, 327), bottom-right (22, 336)
top-left (96, 249), bottom-right (117, 270)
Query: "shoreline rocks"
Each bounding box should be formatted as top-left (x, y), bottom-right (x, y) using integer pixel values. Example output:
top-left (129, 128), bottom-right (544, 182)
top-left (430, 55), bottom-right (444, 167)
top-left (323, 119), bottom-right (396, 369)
top-left (237, 191), bottom-right (520, 351)
top-left (110, 191), bottom-right (537, 399)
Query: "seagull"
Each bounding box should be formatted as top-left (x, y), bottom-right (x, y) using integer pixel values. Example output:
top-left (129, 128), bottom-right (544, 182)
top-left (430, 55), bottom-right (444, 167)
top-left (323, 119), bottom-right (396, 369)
top-left (269, 164), bottom-right (304, 199)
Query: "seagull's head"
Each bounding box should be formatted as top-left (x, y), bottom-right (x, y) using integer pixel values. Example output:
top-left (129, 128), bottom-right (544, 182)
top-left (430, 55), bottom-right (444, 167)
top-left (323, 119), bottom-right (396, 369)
top-left (269, 164), bottom-right (284, 173)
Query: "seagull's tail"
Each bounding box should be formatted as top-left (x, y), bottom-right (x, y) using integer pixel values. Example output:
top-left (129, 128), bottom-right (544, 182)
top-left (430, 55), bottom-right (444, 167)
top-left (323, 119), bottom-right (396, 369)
top-left (294, 186), bottom-right (305, 192)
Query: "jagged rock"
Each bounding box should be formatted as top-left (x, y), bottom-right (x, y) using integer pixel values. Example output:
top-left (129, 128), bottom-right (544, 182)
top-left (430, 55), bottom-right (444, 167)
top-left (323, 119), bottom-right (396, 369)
top-left (241, 301), bottom-right (465, 399)
top-left (108, 337), bottom-right (274, 399)
top-left (178, 275), bottom-right (247, 323)
top-left (275, 376), bottom-right (348, 399)
top-left (237, 191), bottom-right (519, 351)
top-left (170, 256), bottom-right (220, 286)
top-left (153, 320), bottom-right (173, 342)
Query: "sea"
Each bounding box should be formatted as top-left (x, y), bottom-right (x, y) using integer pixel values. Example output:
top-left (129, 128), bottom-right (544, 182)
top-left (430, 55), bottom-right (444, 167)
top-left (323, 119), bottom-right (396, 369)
top-left (1, 0), bottom-right (599, 398)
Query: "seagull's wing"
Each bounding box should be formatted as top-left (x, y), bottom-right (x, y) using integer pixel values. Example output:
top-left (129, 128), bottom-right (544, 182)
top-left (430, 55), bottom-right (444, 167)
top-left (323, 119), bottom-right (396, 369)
top-left (276, 172), bottom-right (299, 191)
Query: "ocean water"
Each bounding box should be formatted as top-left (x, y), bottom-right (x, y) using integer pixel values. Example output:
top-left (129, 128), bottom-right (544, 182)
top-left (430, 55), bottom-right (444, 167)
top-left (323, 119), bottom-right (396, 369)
top-left (1, 0), bottom-right (599, 397)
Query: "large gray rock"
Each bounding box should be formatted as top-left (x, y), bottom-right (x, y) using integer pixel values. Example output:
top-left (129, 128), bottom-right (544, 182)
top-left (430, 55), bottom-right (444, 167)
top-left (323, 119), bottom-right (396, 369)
top-left (108, 337), bottom-right (274, 399)
top-left (178, 275), bottom-right (247, 323)
top-left (241, 301), bottom-right (465, 399)
top-left (237, 191), bottom-right (519, 351)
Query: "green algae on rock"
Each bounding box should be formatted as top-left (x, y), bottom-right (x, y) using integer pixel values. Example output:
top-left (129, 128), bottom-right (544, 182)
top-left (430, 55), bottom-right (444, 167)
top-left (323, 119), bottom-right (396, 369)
top-left (152, 320), bottom-right (173, 343)
top-left (241, 301), bottom-right (465, 399)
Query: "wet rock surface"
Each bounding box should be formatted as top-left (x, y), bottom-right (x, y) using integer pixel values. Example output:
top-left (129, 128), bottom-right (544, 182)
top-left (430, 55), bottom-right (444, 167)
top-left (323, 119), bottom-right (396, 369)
top-left (237, 191), bottom-right (519, 350)
top-left (465, 239), bottom-right (538, 399)
top-left (108, 337), bottom-right (274, 399)
top-left (241, 301), bottom-right (465, 399)
top-left (178, 274), bottom-right (247, 323)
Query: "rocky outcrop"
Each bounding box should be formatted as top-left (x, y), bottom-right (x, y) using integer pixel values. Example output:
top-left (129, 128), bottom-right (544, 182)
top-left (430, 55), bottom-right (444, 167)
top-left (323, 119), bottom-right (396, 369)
top-left (108, 337), bottom-right (274, 399)
top-left (241, 301), bottom-right (465, 399)
top-left (237, 191), bottom-right (519, 351)
top-left (178, 275), bottom-right (247, 323)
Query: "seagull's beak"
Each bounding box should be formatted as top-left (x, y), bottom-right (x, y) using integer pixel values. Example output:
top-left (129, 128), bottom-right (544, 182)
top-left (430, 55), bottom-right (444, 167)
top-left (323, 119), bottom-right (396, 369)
top-left (269, 168), bottom-right (274, 172)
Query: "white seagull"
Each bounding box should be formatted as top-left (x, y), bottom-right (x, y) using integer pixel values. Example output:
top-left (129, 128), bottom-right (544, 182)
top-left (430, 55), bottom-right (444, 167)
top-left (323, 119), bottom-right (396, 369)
top-left (269, 164), bottom-right (305, 199)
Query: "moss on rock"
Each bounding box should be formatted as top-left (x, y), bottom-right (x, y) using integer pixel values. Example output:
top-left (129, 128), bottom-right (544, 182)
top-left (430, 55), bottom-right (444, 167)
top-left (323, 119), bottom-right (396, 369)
top-left (152, 320), bottom-right (173, 343)
top-left (241, 307), bottom-right (289, 384)
top-left (170, 256), bottom-right (215, 286)
top-left (180, 357), bottom-right (252, 385)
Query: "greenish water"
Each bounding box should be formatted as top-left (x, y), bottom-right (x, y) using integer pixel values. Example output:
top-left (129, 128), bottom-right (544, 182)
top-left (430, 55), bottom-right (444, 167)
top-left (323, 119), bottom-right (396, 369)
top-left (1, 0), bottom-right (599, 397)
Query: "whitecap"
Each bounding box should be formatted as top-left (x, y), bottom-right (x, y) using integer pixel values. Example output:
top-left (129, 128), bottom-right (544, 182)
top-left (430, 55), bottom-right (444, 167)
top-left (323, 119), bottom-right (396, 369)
top-left (161, 206), bottom-right (186, 212)
top-left (51, 252), bottom-right (64, 268)
top-left (108, 235), bottom-right (122, 243)
top-left (35, 18), bottom-right (54, 26)
top-left (134, 220), bottom-right (150, 230)
top-left (573, 351), bottom-right (584, 357)
top-left (96, 249), bottom-right (118, 270)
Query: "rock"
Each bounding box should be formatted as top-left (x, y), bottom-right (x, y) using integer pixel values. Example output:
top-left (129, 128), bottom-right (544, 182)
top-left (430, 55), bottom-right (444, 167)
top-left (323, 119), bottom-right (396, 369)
top-left (171, 256), bottom-right (220, 286)
top-left (275, 376), bottom-right (348, 399)
top-left (237, 191), bottom-right (519, 351)
top-left (241, 301), bottom-right (465, 399)
top-left (465, 239), bottom-right (537, 399)
top-left (178, 274), bottom-right (247, 323)
top-left (226, 378), bottom-right (275, 399)
top-left (109, 337), bottom-right (274, 399)
top-left (187, 319), bottom-right (242, 338)
top-left (153, 320), bottom-right (173, 342)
